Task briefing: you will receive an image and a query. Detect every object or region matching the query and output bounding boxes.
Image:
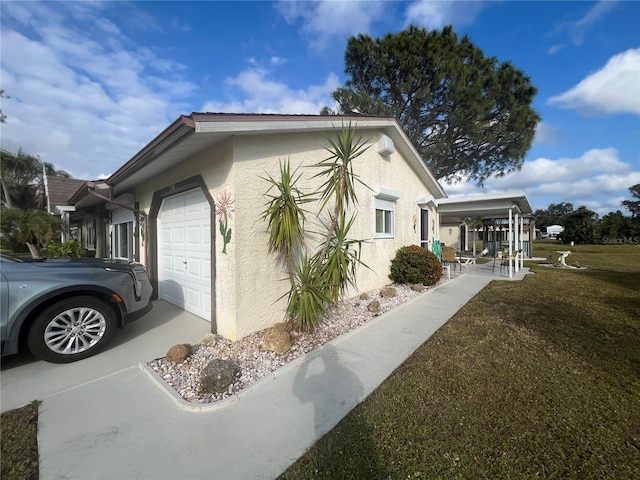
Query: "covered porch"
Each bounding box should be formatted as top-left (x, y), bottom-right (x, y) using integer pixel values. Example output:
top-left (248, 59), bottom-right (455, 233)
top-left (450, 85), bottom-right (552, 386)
top-left (422, 192), bottom-right (534, 279)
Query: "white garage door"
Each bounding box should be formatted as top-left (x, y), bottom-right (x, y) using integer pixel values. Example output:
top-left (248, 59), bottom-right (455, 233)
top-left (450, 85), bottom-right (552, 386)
top-left (158, 189), bottom-right (211, 321)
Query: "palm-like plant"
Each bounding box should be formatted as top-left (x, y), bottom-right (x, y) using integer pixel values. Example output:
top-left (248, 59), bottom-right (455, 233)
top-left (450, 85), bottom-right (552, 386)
top-left (262, 123), bottom-right (371, 332)
top-left (284, 257), bottom-right (332, 332)
top-left (261, 159), bottom-right (313, 285)
top-left (313, 212), bottom-right (367, 304)
top-left (312, 122), bottom-right (370, 262)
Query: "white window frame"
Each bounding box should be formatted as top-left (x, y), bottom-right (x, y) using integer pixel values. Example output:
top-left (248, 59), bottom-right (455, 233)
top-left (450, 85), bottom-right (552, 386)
top-left (374, 188), bottom-right (400, 239)
top-left (113, 221), bottom-right (133, 260)
top-left (86, 220), bottom-right (96, 249)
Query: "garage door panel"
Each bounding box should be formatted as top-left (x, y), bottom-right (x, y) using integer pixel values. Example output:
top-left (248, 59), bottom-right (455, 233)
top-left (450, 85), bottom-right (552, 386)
top-left (186, 256), bottom-right (202, 277)
top-left (159, 189), bottom-right (211, 322)
top-left (187, 287), bottom-right (203, 310)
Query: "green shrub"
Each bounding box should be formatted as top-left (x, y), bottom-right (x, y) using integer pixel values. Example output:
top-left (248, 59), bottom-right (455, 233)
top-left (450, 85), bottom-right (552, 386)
top-left (389, 245), bottom-right (443, 286)
top-left (44, 239), bottom-right (85, 258)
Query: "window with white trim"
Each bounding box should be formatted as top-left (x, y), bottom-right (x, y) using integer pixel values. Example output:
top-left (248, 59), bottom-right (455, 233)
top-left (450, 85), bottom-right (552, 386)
top-left (113, 221), bottom-right (133, 260)
top-left (374, 189), bottom-right (400, 238)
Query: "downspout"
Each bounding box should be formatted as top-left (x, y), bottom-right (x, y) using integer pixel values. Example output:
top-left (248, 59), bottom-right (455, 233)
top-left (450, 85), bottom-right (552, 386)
top-left (86, 182), bottom-right (149, 267)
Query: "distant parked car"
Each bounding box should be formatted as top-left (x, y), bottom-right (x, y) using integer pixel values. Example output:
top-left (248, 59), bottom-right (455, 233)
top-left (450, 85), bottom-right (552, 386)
top-left (0, 254), bottom-right (153, 363)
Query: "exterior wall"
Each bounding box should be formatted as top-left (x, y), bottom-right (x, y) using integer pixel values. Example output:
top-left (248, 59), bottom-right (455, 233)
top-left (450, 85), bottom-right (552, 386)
top-left (101, 129), bottom-right (440, 341)
top-left (230, 131), bottom-right (437, 339)
top-left (439, 223), bottom-right (461, 249)
top-left (133, 139), bottom-right (240, 340)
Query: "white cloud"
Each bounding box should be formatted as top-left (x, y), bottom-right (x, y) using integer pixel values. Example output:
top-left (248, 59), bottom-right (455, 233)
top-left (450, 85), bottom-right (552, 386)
top-left (404, 0), bottom-right (489, 29)
top-left (276, 0), bottom-right (387, 49)
top-left (548, 48), bottom-right (640, 115)
top-left (547, 0), bottom-right (618, 54)
top-left (0, 2), bottom-right (197, 179)
top-left (534, 122), bottom-right (562, 146)
top-left (442, 148), bottom-right (640, 216)
top-left (201, 63), bottom-right (340, 114)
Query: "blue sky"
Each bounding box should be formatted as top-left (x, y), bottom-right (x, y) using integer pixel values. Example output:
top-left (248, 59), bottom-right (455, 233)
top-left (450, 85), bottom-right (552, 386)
top-left (1, 0), bottom-right (639, 216)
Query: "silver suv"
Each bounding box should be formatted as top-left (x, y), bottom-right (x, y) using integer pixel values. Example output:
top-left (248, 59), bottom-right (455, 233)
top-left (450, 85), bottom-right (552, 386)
top-left (0, 254), bottom-right (153, 363)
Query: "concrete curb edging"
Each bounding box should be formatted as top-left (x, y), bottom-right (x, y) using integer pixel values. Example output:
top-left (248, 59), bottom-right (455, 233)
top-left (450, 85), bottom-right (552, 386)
top-left (139, 274), bottom-right (467, 412)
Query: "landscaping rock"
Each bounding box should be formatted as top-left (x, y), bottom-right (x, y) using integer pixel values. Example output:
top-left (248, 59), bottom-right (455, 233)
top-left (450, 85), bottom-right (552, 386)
top-left (381, 286), bottom-right (397, 298)
top-left (199, 359), bottom-right (241, 394)
top-left (367, 300), bottom-right (381, 313)
top-left (165, 344), bottom-right (192, 364)
top-left (359, 292), bottom-right (370, 300)
top-left (261, 329), bottom-right (292, 355)
top-left (411, 283), bottom-right (426, 292)
top-left (199, 333), bottom-right (218, 347)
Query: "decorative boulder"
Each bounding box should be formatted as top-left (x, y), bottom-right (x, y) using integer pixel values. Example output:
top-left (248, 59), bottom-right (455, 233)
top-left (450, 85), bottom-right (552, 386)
top-left (359, 292), bottom-right (370, 301)
top-left (165, 344), bottom-right (192, 364)
top-left (271, 322), bottom-right (290, 332)
top-left (367, 300), bottom-right (381, 313)
top-left (411, 284), bottom-right (426, 292)
top-left (199, 359), bottom-right (241, 394)
top-left (199, 333), bottom-right (218, 347)
top-left (261, 329), bottom-right (292, 356)
top-left (381, 286), bottom-right (397, 298)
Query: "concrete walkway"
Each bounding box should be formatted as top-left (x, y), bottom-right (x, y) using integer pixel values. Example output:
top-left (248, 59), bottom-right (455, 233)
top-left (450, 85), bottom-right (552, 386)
top-left (36, 264), bottom-right (530, 480)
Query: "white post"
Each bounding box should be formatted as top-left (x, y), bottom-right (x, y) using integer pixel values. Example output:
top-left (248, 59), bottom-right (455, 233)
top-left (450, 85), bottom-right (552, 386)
top-left (514, 212), bottom-right (520, 273)
top-left (508, 208), bottom-right (513, 278)
top-left (520, 216), bottom-right (525, 269)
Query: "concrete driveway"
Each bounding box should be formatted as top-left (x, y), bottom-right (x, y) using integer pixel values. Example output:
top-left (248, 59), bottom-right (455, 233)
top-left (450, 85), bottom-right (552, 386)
top-left (1, 300), bottom-right (211, 413)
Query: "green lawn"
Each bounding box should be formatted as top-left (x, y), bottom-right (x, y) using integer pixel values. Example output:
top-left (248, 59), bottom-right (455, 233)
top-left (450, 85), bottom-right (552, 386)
top-left (0, 401), bottom-right (40, 480)
top-left (281, 242), bottom-right (640, 479)
top-left (3, 243), bottom-right (639, 479)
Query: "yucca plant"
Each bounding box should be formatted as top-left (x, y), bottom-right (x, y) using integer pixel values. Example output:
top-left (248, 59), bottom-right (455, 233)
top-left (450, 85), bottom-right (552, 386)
top-left (313, 212), bottom-right (367, 303)
top-left (261, 159), bottom-right (313, 285)
top-left (284, 256), bottom-right (332, 332)
top-left (312, 122), bottom-right (371, 262)
top-left (262, 123), bottom-right (371, 332)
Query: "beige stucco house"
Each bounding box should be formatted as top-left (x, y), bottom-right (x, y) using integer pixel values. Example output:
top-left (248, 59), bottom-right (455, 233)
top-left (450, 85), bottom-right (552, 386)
top-left (69, 113), bottom-right (533, 340)
top-left (69, 114), bottom-right (450, 339)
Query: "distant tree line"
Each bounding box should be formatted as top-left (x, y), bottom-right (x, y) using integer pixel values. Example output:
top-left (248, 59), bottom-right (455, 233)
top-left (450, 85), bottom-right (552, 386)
top-left (533, 185), bottom-right (640, 245)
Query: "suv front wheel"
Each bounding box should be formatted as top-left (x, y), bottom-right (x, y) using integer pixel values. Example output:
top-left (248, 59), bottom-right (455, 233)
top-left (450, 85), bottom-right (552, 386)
top-left (27, 296), bottom-right (117, 363)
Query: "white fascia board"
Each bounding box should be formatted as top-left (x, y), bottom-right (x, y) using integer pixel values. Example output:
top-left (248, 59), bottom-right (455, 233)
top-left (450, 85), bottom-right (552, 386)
top-left (438, 192), bottom-right (532, 214)
top-left (194, 118), bottom-right (398, 135)
top-left (55, 205), bottom-right (76, 212)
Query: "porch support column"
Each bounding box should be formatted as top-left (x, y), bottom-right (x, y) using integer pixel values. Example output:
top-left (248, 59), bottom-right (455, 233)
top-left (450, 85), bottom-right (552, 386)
top-left (520, 216), bottom-right (525, 268)
top-left (514, 212), bottom-right (520, 274)
top-left (508, 207), bottom-right (513, 278)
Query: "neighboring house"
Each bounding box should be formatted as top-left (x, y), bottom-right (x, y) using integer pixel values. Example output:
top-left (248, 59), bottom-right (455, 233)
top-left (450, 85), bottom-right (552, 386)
top-left (68, 113), bottom-right (532, 340)
top-left (44, 176), bottom-right (86, 242)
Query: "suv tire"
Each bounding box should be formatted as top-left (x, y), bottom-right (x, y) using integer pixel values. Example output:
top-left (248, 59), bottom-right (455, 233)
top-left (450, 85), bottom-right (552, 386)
top-left (27, 296), bottom-right (117, 363)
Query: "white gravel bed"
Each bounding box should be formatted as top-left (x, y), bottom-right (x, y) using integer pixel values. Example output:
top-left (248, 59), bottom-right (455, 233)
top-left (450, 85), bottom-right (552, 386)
top-left (148, 281), bottom-right (443, 404)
